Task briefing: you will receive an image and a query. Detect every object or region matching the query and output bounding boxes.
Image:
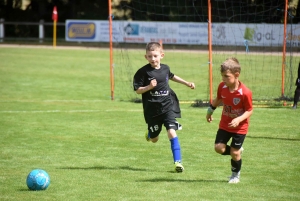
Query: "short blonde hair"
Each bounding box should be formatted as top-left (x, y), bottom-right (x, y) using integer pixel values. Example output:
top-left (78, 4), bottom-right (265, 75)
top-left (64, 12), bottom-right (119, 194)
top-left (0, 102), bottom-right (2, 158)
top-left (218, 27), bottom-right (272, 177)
top-left (220, 57), bottom-right (241, 74)
top-left (145, 42), bottom-right (162, 52)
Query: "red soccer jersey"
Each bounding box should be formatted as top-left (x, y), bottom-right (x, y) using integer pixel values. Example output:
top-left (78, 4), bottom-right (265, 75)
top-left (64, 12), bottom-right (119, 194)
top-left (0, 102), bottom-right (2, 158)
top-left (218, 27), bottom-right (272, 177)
top-left (217, 81), bottom-right (253, 134)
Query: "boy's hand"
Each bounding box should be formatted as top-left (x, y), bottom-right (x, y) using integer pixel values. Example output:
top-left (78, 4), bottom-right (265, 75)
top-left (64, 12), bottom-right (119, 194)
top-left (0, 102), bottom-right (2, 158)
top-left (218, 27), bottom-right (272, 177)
top-left (206, 114), bottom-right (213, 123)
top-left (228, 118), bottom-right (240, 128)
top-left (149, 79), bottom-right (157, 89)
top-left (188, 82), bottom-right (195, 89)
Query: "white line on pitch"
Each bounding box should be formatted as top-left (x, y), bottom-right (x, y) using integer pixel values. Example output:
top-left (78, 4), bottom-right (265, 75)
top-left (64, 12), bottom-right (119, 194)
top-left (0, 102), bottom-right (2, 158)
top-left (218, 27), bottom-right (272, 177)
top-left (0, 109), bottom-right (142, 113)
top-left (0, 100), bottom-right (107, 103)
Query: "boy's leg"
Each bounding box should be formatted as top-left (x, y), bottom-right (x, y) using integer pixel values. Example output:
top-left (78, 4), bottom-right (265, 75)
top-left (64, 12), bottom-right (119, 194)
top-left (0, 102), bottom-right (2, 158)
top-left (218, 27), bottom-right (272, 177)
top-left (230, 134), bottom-right (245, 170)
top-left (170, 134), bottom-right (184, 172)
top-left (168, 129), bottom-right (181, 162)
top-left (145, 131), bottom-right (151, 142)
top-left (214, 129), bottom-right (231, 155)
top-left (169, 132), bottom-right (184, 172)
top-left (146, 117), bottom-right (162, 143)
top-left (228, 134), bottom-right (246, 184)
top-left (293, 87), bottom-right (300, 108)
top-left (164, 111), bottom-right (184, 172)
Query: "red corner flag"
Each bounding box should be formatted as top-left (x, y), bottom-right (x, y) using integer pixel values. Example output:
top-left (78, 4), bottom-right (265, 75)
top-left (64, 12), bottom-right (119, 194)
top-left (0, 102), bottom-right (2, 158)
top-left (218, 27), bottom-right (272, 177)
top-left (52, 6), bottom-right (58, 21)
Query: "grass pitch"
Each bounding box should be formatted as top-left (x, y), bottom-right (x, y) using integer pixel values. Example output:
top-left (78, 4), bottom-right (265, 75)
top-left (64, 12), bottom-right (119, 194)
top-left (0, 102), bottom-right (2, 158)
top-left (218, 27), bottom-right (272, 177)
top-left (0, 46), bottom-right (299, 200)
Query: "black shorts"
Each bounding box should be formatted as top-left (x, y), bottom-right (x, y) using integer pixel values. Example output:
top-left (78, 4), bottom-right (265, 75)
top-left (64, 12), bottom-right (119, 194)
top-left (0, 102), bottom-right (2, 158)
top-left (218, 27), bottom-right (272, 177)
top-left (215, 129), bottom-right (246, 149)
top-left (147, 110), bottom-right (177, 139)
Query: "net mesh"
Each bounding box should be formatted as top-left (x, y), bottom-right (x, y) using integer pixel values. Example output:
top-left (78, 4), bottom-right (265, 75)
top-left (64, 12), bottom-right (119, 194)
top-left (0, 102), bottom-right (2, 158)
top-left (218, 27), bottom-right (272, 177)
top-left (111, 0), bottom-right (300, 105)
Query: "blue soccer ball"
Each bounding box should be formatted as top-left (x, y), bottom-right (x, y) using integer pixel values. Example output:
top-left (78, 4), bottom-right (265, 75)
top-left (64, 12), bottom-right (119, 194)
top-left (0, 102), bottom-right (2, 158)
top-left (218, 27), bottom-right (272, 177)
top-left (26, 169), bottom-right (50, 190)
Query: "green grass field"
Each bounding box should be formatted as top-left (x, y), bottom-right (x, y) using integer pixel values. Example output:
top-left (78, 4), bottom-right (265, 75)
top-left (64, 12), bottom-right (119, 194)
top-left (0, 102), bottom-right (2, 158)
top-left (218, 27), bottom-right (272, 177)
top-left (0, 46), bottom-right (299, 200)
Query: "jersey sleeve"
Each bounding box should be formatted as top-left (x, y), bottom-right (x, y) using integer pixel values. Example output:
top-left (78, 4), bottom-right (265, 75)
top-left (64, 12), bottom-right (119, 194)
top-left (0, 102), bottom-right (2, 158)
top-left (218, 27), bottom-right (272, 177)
top-left (169, 70), bottom-right (174, 79)
top-left (217, 82), bottom-right (224, 99)
top-left (133, 68), bottom-right (145, 91)
top-left (162, 64), bottom-right (174, 79)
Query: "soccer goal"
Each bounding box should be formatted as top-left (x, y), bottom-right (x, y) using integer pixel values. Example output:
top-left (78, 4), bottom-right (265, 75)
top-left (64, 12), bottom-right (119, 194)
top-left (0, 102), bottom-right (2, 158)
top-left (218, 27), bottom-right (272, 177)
top-left (109, 0), bottom-right (300, 105)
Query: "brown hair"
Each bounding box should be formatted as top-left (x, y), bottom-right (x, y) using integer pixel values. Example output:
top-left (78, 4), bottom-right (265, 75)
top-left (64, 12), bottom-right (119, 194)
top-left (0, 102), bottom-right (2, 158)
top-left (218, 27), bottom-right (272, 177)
top-left (145, 42), bottom-right (162, 52)
top-left (220, 57), bottom-right (241, 73)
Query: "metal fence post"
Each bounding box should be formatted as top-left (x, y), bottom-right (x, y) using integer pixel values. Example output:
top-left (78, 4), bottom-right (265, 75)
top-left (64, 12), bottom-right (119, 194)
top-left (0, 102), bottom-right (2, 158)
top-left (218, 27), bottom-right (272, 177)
top-left (0, 18), bottom-right (4, 42)
top-left (39, 19), bottom-right (44, 43)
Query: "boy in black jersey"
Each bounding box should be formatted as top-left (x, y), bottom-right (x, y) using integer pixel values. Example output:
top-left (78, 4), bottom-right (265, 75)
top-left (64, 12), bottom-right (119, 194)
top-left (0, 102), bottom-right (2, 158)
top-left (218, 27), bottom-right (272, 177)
top-left (133, 42), bottom-right (195, 172)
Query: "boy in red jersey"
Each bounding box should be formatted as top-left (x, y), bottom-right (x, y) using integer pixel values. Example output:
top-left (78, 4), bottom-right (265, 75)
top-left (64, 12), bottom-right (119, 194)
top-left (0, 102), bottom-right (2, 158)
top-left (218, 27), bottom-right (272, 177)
top-left (206, 57), bottom-right (253, 184)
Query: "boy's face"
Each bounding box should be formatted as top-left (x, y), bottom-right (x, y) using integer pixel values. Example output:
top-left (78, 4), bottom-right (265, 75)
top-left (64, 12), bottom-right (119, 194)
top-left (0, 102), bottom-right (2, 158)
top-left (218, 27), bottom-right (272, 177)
top-left (145, 49), bottom-right (164, 68)
top-left (221, 70), bottom-right (239, 87)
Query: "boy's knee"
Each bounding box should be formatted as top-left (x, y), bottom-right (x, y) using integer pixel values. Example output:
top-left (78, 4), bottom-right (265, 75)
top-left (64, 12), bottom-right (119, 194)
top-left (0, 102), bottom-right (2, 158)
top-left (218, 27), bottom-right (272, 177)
top-left (230, 148), bottom-right (241, 160)
top-left (150, 137), bottom-right (159, 143)
top-left (214, 144), bottom-right (225, 154)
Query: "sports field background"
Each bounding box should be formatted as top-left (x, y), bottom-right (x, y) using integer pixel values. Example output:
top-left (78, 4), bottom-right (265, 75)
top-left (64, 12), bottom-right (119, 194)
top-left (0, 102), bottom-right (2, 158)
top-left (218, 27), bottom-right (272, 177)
top-left (0, 45), bottom-right (299, 200)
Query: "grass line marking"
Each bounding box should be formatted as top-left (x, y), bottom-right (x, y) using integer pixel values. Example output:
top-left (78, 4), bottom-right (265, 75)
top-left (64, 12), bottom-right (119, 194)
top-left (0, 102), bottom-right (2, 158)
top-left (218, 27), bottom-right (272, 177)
top-left (0, 109), bottom-right (142, 113)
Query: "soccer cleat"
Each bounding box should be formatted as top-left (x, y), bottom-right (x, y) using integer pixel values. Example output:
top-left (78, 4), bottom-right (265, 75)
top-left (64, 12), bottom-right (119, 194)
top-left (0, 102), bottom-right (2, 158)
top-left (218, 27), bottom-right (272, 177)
top-left (292, 104), bottom-right (297, 109)
top-left (175, 121), bottom-right (182, 130)
top-left (174, 162), bottom-right (184, 173)
top-left (228, 171), bottom-right (240, 184)
top-left (145, 131), bottom-right (150, 142)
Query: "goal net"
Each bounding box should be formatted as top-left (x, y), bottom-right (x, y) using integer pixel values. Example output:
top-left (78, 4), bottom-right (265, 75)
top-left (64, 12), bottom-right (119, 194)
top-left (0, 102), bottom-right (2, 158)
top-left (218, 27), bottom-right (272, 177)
top-left (111, 0), bottom-right (300, 105)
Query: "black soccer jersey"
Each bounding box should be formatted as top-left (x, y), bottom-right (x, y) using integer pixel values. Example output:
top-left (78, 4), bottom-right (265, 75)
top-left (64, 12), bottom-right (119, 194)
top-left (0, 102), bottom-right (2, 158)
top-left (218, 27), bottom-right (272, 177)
top-left (133, 63), bottom-right (175, 121)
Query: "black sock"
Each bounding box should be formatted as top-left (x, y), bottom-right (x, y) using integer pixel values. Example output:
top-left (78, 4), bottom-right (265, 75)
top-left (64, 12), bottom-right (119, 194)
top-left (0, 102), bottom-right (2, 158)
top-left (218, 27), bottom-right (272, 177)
top-left (222, 145), bottom-right (231, 155)
top-left (294, 88), bottom-right (300, 105)
top-left (231, 159), bottom-right (242, 172)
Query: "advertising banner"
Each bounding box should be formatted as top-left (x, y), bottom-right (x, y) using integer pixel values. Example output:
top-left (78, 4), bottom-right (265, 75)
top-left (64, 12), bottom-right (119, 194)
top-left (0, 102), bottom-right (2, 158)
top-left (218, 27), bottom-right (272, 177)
top-left (65, 20), bottom-right (300, 47)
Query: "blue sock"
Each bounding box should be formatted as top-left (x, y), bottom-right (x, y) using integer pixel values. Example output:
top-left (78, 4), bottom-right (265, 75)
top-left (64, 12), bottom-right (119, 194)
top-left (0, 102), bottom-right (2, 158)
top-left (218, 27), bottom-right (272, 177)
top-left (170, 137), bottom-right (181, 163)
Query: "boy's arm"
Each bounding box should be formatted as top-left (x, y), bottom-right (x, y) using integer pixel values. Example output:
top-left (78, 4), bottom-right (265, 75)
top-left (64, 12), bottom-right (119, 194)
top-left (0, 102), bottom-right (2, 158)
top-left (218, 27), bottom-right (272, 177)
top-left (228, 109), bottom-right (253, 128)
top-left (211, 98), bottom-right (222, 109)
top-left (170, 75), bottom-right (195, 89)
top-left (206, 98), bottom-right (222, 123)
top-left (229, 90), bottom-right (253, 127)
top-left (135, 79), bottom-right (157, 94)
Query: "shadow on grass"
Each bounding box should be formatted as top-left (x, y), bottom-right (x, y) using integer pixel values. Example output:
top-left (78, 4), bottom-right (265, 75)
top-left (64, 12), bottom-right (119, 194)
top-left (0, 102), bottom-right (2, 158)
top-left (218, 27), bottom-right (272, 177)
top-left (18, 188), bottom-right (49, 192)
top-left (138, 178), bottom-right (226, 183)
top-left (247, 135), bottom-right (300, 141)
top-left (58, 166), bottom-right (147, 172)
top-left (18, 188), bottom-right (30, 191)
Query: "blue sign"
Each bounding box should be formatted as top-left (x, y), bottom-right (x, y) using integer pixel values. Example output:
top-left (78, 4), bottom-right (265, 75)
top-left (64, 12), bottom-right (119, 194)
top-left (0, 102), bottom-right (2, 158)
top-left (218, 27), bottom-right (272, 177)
top-left (124, 23), bottom-right (139, 35)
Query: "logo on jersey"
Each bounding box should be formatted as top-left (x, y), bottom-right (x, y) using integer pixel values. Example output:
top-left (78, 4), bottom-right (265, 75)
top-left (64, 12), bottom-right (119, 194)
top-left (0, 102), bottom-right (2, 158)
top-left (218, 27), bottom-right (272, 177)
top-left (233, 98), bottom-right (241, 105)
top-left (150, 90), bottom-right (169, 96)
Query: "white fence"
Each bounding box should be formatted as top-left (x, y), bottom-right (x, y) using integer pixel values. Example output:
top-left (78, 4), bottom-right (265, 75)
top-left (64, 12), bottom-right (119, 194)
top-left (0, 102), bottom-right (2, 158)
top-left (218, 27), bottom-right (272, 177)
top-left (0, 19), bottom-right (65, 43)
